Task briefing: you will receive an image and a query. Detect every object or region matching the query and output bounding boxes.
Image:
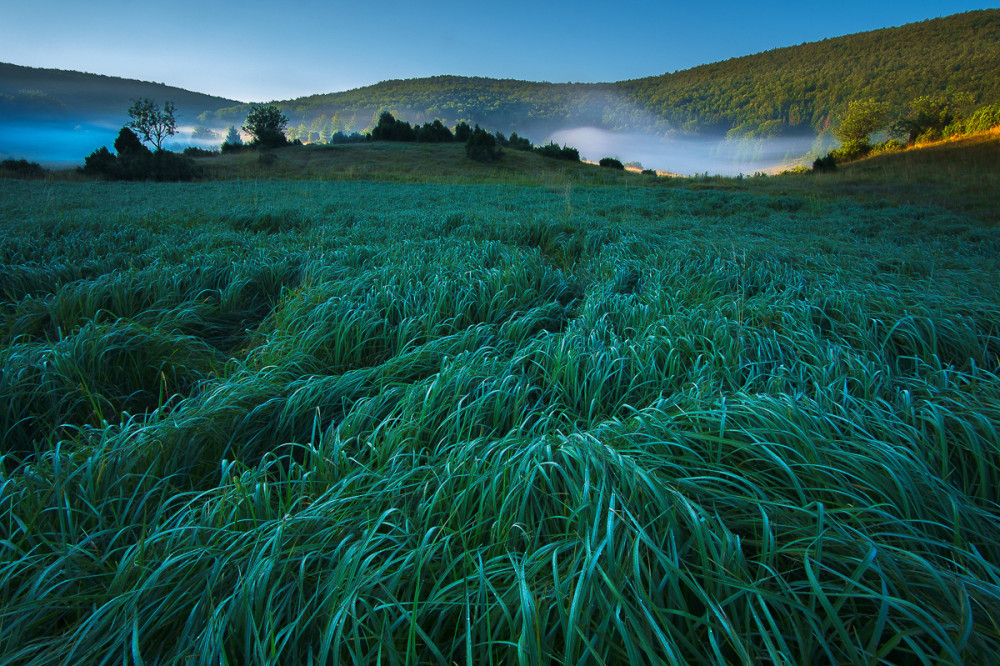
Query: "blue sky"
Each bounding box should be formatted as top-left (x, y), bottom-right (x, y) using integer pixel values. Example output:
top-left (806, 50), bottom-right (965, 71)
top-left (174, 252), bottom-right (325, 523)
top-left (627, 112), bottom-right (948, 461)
top-left (2, 1), bottom-right (995, 102)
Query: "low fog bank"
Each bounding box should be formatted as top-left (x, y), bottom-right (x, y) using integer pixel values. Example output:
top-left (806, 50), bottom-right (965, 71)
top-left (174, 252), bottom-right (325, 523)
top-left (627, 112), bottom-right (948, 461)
top-left (550, 127), bottom-right (830, 176)
top-left (0, 121), bottom-right (228, 166)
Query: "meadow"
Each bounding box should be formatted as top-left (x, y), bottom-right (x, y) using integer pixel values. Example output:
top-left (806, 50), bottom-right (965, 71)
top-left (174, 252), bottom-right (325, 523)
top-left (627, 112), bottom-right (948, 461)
top-left (1, 145), bottom-right (999, 664)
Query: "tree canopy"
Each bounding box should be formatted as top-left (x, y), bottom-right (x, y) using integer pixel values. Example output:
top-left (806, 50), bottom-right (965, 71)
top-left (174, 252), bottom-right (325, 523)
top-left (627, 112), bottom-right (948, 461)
top-left (242, 104), bottom-right (289, 148)
top-left (127, 98), bottom-right (177, 150)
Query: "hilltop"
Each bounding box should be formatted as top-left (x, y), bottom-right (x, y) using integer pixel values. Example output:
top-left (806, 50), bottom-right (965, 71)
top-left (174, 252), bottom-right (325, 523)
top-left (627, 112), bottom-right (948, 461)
top-left (3, 9), bottom-right (998, 144)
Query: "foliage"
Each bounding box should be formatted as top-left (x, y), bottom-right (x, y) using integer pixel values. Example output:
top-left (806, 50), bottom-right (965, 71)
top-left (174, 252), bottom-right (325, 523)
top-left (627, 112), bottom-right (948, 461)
top-left (534, 142), bottom-right (580, 161)
top-left (328, 131), bottom-right (367, 144)
top-left (835, 99), bottom-right (889, 155)
top-left (223, 125), bottom-right (243, 146)
top-left (127, 97), bottom-right (177, 150)
top-left (453, 122), bottom-right (472, 142)
top-left (465, 125), bottom-right (502, 162)
top-left (242, 104), bottom-right (289, 148)
top-left (599, 157), bottom-right (625, 169)
top-left (416, 119), bottom-right (454, 143)
top-left (891, 94), bottom-right (972, 144)
top-left (1, 176), bottom-right (999, 664)
top-left (0, 158), bottom-right (47, 179)
top-left (113, 127), bottom-right (149, 156)
top-left (79, 144), bottom-right (200, 181)
top-left (946, 103), bottom-right (1000, 136)
top-left (371, 111), bottom-right (416, 141)
top-left (812, 154), bottom-right (837, 172)
top-left (508, 131), bottom-right (532, 150)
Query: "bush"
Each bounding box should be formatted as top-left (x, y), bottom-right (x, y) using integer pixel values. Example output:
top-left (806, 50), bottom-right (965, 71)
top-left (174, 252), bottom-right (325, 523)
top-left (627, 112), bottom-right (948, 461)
top-left (599, 157), bottom-right (625, 170)
top-left (534, 142), bottom-right (580, 161)
top-left (243, 104), bottom-right (289, 148)
top-left (641, 169), bottom-right (657, 176)
top-left (183, 147), bottom-right (218, 157)
top-left (454, 122), bottom-right (473, 142)
top-left (0, 158), bottom-right (47, 179)
top-left (416, 120), bottom-right (454, 143)
top-left (372, 112), bottom-right (417, 142)
top-left (113, 127), bottom-right (148, 157)
top-left (812, 154), bottom-right (837, 172)
top-left (80, 145), bottom-right (201, 181)
top-left (466, 125), bottom-right (502, 162)
top-left (508, 132), bottom-right (532, 151)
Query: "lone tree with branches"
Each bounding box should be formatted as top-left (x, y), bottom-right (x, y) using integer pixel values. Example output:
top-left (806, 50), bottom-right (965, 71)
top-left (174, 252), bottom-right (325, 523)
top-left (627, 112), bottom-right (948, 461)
top-left (242, 104), bottom-right (288, 148)
top-left (127, 98), bottom-right (177, 151)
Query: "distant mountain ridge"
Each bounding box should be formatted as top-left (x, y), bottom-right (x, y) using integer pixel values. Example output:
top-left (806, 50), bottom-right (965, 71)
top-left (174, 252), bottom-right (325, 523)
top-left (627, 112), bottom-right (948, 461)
top-left (0, 63), bottom-right (240, 126)
top-left (2, 9), bottom-right (999, 142)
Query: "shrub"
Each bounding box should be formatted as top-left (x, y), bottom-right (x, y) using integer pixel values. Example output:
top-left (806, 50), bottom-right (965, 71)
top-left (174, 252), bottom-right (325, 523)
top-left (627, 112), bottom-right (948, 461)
top-left (82, 146), bottom-right (118, 176)
top-left (534, 142), bottom-right (580, 161)
top-left (812, 154), bottom-right (837, 172)
top-left (243, 104), bottom-right (289, 148)
top-left (0, 158), bottom-right (47, 179)
top-left (508, 132), bottom-right (532, 151)
top-left (599, 157), bottom-right (625, 170)
top-left (416, 120), bottom-right (454, 143)
top-left (372, 112), bottom-right (416, 142)
top-left (113, 127), bottom-right (149, 157)
top-left (466, 125), bottom-right (502, 162)
top-left (641, 169), bottom-right (657, 176)
top-left (183, 147), bottom-right (218, 157)
top-left (454, 122), bottom-right (473, 142)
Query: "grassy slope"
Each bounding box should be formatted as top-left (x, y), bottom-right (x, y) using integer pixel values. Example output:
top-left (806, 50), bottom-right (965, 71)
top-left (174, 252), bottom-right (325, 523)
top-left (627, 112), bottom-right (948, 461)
top-left (1, 143), bottom-right (999, 664)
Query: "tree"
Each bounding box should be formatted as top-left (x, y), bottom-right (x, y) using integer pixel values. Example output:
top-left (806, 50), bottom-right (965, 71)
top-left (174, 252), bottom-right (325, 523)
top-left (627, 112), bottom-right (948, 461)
top-left (127, 98), bottom-right (177, 150)
top-left (835, 99), bottom-right (888, 155)
top-left (114, 127), bottom-right (148, 156)
top-left (465, 125), bottom-right (501, 162)
top-left (242, 104), bottom-right (288, 148)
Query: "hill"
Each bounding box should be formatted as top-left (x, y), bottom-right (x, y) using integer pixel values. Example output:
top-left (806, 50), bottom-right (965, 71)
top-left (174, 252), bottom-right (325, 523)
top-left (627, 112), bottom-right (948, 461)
top-left (199, 9), bottom-right (1000, 140)
top-left (0, 62), bottom-right (240, 125)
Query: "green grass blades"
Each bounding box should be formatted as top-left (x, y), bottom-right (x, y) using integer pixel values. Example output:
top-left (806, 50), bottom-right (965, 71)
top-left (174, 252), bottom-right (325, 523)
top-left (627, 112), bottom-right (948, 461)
top-left (1, 177), bottom-right (999, 664)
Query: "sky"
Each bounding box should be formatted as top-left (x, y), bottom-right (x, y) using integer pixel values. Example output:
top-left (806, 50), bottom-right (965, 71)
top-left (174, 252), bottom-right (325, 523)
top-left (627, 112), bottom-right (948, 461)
top-left (1, 1), bottom-right (995, 102)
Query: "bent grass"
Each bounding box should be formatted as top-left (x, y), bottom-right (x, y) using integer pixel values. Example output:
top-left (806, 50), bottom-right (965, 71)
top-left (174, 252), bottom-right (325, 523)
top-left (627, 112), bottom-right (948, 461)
top-left (1, 176), bottom-right (999, 663)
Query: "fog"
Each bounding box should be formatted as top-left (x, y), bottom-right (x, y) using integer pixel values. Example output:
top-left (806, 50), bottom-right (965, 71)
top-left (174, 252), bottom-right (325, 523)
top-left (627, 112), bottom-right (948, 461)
top-left (0, 121), bottom-right (119, 166)
top-left (0, 122), bottom-right (226, 166)
top-left (549, 127), bottom-right (829, 176)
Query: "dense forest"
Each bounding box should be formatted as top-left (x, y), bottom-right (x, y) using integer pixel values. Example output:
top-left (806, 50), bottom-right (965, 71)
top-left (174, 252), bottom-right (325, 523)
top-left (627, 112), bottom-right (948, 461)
top-left (3, 9), bottom-right (999, 142)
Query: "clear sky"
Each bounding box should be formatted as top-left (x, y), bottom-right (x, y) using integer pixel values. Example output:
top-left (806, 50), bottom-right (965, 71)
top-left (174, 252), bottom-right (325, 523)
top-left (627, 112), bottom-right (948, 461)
top-left (2, 1), bottom-right (995, 102)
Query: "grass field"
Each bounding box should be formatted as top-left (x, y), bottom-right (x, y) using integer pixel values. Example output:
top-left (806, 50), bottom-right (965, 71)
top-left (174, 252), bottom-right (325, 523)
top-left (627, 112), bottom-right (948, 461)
top-left (1, 140), bottom-right (999, 664)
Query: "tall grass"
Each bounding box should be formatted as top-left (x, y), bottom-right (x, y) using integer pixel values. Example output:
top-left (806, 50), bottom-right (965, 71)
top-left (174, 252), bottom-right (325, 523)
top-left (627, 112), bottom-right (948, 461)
top-left (1, 177), bottom-right (999, 664)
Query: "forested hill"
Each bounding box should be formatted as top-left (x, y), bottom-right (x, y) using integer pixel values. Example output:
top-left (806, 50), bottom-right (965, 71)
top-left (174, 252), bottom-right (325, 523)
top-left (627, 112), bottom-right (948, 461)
top-left (4, 9), bottom-right (999, 140)
top-left (0, 63), bottom-right (239, 124)
top-left (201, 8), bottom-right (999, 140)
top-left (619, 8), bottom-right (1000, 136)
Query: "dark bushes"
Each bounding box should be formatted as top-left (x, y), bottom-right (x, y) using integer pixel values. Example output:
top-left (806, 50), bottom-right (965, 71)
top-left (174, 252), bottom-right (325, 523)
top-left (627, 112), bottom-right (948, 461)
top-left (1, 159), bottom-right (47, 179)
top-left (466, 125), bottom-right (502, 162)
top-left (535, 142), bottom-right (580, 161)
top-left (81, 128), bottom-right (201, 181)
top-left (599, 157), bottom-right (625, 170)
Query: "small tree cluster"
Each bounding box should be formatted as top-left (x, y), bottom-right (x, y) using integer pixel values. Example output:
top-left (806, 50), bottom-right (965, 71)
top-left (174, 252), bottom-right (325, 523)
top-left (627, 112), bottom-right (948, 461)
top-left (0, 159), bottom-right (47, 179)
top-left (534, 142), bottom-right (580, 161)
top-left (834, 98), bottom-right (889, 159)
top-left (599, 157), bottom-right (625, 170)
top-left (82, 127), bottom-right (199, 181)
top-left (891, 94), bottom-right (972, 144)
top-left (508, 132), bottom-right (532, 151)
top-left (417, 119), bottom-right (454, 143)
top-left (465, 125), bottom-right (502, 162)
top-left (243, 104), bottom-right (288, 148)
top-left (372, 111), bottom-right (417, 141)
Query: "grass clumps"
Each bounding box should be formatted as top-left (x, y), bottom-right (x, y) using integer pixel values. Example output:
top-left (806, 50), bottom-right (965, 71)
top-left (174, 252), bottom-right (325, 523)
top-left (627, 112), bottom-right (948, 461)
top-left (1, 176), bottom-right (1000, 663)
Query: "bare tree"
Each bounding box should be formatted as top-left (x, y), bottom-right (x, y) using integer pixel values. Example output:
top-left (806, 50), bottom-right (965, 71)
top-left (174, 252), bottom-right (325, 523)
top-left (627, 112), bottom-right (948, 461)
top-left (127, 98), bottom-right (177, 150)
